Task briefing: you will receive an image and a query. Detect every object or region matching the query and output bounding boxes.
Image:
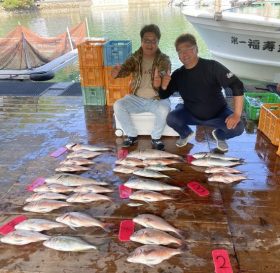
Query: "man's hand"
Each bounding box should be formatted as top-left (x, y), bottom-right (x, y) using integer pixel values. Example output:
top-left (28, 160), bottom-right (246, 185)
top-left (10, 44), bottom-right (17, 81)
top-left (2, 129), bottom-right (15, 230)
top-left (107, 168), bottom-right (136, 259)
top-left (111, 64), bottom-right (121, 79)
top-left (225, 113), bottom-right (241, 129)
top-left (161, 69), bottom-right (171, 90)
top-left (153, 67), bottom-right (162, 88)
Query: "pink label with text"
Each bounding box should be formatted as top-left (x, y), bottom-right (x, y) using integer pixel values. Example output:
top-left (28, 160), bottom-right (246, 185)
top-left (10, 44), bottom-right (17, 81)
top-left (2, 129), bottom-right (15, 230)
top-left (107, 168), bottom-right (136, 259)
top-left (119, 184), bottom-right (132, 199)
top-left (212, 249), bottom-right (233, 273)
top-left (0, 216), bottom-right (28, 235)
top-left (50, 147), bottom-right (68, 158)
top-left (118, 220), bottom-right (135, 241)
top-left (187, 181), bottom-right (210, 197)
top-left (26, 177), bottom-right (45, 192)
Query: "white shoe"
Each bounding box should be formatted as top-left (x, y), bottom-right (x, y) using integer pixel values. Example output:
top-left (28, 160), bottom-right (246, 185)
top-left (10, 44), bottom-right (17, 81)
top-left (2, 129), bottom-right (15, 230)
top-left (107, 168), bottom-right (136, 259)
top-left (176, 132), bottom-right (194, 147)
top-left (212, 129), bottom-right (228, 152)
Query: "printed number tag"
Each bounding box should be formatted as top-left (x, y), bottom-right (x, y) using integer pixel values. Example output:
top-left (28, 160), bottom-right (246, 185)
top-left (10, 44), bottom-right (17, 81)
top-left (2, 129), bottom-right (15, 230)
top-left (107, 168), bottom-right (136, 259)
top-left (187, 181), bottom-right (209, 197)
top-left (50, 147), bottom-right (68, 158)
top-left (185, 154), bottom-right (195, 163)
top-left (117, 148), bottom-right (128, 160)
top-left (212, 249), bottom-right (233, 273)
top-left (0, 216), bottom-right (28, 235)
top-left (26, 177), bottom-right (45, 192)
top-left (118, 220), bottom-right (135, 241)
top-left (119, 184), bottom-right (132, 199)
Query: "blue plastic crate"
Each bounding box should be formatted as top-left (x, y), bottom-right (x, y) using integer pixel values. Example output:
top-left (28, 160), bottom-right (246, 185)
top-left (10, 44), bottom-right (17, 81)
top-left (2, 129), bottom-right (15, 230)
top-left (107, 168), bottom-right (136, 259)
top-left (82, 86), bottom-right (106, 106)
top-left (103, 40), bottom-right (132, 66)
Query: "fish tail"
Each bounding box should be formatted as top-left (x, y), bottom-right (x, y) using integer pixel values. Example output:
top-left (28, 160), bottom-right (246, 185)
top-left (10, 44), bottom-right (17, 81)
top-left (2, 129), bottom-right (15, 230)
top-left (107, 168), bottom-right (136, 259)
top-left (178, 243), bottom-right (188, 253)
top-left (102, 223), bottom-right (115, 232)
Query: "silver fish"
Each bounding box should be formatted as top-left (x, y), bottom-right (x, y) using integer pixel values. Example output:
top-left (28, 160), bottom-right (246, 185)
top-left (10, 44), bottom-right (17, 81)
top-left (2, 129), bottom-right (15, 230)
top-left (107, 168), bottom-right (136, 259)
top-left (33, 183), bottom-right (73, 193)
top-left (127, 244), bottom-right (183, 266)
top-left (59, 158), bottom-right (95, 166)
top-left (192, 152), bottom-right (242, 161)
top-left (115, 158), bottom-right (145, 167)
top-left (45, 173), bottom-right (109, 186)
top-left (73, 185), bottom-right (113, 194)
top-left (143, 158), bottom-right (182, 166)
top-left (191, 158), bottom-right (242, 167)
top-left (133, 169), bottom-right (169, 179)
top-left (66, 192), bottom-right (112, 203)
top-left (66, 143), bottom-right (110, 152)
top-left (55, 165), bottom-right (90, 173)
top-left (0, 230), bottom-right (49, 245)
top-left (129, 190), bottom-right (174, 202)
top-left (25, 192), bottom-right (68, 202)
top-left (133, 214), bottom-right (184, 238)
top-left (126, 202), bottom-right (144, 207)
top-left (67, 150), bottom-right (102, 159)
top-left (15, 219), bottom-right (66, 232)
top-left (146, 165), bottom-right (178, 172)
top-left (205, 166), bottom-right (241, 174)
top-left (113, 165), bottom-right (140, 174)
top-left (124, 178), bottom-right (182, 192)
top-left (43, 236), bottom-right (97, 252)
top-left (56, 212), bottom-right (111, 231)
top-left (208, 173), bottom-right (248, 183)
top-left (127, 149), bottom-right (181, 160)
top-left (23, 200), bottom-right (71, 213)
top-left (130, 228), bottom-right (183, 246)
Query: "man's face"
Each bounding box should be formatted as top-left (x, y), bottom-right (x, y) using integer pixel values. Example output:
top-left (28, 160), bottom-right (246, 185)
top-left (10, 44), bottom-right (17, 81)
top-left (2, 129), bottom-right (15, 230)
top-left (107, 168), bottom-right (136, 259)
top-left (141, 32), bottom-right (159, 57)
top-left (177, 42), bottom-right (198, 67)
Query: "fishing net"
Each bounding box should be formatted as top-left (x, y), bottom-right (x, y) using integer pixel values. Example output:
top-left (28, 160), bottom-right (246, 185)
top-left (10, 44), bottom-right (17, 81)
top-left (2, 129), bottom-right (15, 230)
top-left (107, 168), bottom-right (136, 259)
top-left (0, 22), bottom-right (86, 70)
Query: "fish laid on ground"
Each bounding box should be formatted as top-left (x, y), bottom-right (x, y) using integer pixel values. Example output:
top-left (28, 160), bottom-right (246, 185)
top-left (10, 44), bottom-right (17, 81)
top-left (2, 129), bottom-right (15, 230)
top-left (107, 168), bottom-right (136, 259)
top-left (133, 214), bottom-right (184, 238)
top-left (33, 183), bottom-right (73, 193)
top-left (66, 150), bottom-right (102, 159)
top-left (73, 185), bottom-right (113, 194)
top-left (23, 200), bottom-right (71, 213)
top-left (43, 236), bottom-right (97, 252)
top-left (146, 165), bottom-right (179, 172)
top-left (192, 152), bottom-right (242, 161)
top-left (143, 158), bottom-right (182, 166)
top-left (127, 149), bottom-right (181, 160)
top-left (66, 143), bottom-right (111, 152)
top-left (15, 219), bottom-right (66, 232)
top-left (25, 192), bottom-right (68, 202)
top-left (129, 190), bottom-right (174, 202)
top-left (59, 158), bottom-right (95, 166)
top-left (127, 244), bottom-right (183, 266)
top-left (130, 228), bottom-right (183, 246)
top-left (55, 165), bottom-right (90, 173)
top-left (208, 173), bottom-right (248, 183)
top-left (45, 173), bottom-right (109, 186)
top-left (204, 166), bottom-right (241, 174)
top-left (113, 165), bottom-right (140, 174)
top-left (124, 178), bottom-right (182, 192)
top-left (115, 158), bottom-right (145, 167)
top-left (66, 192), bottom-right (112, 203)
top-left (56, 212), bottom-right (111, 231)
top-left (133, 169), bottom-right (169, 179)
top-left (191, 158), bottom-right (242, 167)
top-left (0, 230), bottom-right (49, 245)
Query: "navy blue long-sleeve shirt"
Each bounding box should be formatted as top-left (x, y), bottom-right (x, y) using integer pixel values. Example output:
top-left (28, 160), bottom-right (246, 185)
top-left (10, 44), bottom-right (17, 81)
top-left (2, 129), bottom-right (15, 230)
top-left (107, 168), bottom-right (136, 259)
top-left (158, 58), bottom-right (244, 120)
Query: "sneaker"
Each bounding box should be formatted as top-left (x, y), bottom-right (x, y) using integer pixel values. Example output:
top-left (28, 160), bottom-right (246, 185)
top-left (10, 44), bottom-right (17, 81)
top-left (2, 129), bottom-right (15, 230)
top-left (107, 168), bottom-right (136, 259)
top-left (151, 139), bottom-right (165, 151)
top-left (212, 129), bottom-right (228, 152)
top-left (176, 132), bottom-right (194, 147)
top-left (122, 136), bottom-right (138, 147)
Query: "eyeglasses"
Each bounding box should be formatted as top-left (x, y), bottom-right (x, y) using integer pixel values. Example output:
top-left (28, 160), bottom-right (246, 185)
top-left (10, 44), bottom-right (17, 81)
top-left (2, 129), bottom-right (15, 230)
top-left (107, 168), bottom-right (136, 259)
top-left (142, 39), bottom-right (158, 45)
top-left (177, 46), bottom-right (196, 54)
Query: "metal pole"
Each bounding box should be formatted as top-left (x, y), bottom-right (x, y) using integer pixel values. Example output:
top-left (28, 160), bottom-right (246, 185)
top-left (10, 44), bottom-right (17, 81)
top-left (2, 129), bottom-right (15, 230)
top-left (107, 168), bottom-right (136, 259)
top-left (66, 27), bottom-right (74, 51)
top-left (85, 18), bottom-right (90, 38)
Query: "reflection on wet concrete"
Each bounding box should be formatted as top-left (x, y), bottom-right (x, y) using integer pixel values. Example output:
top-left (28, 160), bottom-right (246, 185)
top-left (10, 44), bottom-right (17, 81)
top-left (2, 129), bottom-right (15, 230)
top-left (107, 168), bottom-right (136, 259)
top-left (0, 96), bottom-right (279, 272)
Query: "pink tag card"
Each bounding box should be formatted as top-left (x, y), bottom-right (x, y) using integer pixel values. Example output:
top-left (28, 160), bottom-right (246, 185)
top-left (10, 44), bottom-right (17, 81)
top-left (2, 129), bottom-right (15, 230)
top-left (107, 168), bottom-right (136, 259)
top-left (0, 215), bottom-right (28, 235)
top-left (186, 154), bottom-right (195, 163)
top-left (212, 249), bottom-right (233, 273)
top-left (119, 184), bottom-right (132, 199)
top-left (187, 181), bottom-right (209, 197)
top-left (117, 148), bottom-right (128, 160)
top-left (118, 220), bottom-right (135, 241)
top-left (50, 147), bottom-right (68, 158)
top-left (26, 177), bottom-right (45, 192)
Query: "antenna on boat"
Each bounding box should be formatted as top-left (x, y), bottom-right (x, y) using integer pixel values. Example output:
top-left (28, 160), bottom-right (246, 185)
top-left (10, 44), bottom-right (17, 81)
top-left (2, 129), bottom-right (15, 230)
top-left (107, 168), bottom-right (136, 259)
top-left (66, 26), bottom-right (74, 51)
top-left (85, 18), bottom-right (90, 38)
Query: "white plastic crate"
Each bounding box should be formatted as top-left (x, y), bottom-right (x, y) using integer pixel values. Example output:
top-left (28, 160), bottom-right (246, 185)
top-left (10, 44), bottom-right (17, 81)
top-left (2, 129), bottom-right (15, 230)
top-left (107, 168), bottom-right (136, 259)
top-left (114, 96), bottom-right (182, 137)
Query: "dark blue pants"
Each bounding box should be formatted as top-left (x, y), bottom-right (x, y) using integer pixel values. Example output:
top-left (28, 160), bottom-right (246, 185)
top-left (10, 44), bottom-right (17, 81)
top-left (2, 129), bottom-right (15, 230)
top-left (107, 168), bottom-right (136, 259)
top-left (166, 104), bottom-right (244, 140)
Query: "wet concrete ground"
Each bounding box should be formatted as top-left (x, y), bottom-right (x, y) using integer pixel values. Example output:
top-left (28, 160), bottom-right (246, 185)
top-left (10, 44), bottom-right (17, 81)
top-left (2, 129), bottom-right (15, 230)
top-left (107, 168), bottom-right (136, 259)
top-left (0, 95), bottom-right (279, 273)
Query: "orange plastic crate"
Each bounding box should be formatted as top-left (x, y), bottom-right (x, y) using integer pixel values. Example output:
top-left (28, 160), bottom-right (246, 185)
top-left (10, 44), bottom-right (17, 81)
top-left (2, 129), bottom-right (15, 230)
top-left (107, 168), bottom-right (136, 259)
top-left (104, 66), bottom-right (131, 89)
top-left (258, 103), bottom-right (280, 146)
top-left (80, 66), bottom-right (105, 87)
top-left (106, 86), bottom-right (131, 106)
top-left (77, 40), bottom-right (106, 67)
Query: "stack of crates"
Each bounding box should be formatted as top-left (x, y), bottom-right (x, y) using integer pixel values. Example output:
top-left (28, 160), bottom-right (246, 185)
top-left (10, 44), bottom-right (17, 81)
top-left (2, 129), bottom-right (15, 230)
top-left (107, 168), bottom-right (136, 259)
top-left (258, 103), bottom-right (280, 156)
top-left (77, 39), bottom-right (107, 106)
top-left (103, 40), bottom-right (132, 106)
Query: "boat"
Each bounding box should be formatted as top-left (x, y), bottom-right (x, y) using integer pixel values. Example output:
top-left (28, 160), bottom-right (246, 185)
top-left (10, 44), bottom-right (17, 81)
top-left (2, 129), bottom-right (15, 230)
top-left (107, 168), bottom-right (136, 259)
top-left (0, 22), bottom-right (87, 81)
top-left (182, 1), bottom-right (280, 83)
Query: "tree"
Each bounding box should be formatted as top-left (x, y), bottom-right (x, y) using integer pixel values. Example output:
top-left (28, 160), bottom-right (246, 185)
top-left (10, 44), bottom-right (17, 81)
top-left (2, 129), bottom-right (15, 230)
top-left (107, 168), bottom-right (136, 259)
top-left (3, 0), bottom-right (34, 10)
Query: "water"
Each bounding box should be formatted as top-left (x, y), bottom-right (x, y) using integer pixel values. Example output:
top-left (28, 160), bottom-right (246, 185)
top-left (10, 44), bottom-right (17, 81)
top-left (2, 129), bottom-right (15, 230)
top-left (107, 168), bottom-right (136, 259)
top-left (0, 2), bottom-right (267, 86)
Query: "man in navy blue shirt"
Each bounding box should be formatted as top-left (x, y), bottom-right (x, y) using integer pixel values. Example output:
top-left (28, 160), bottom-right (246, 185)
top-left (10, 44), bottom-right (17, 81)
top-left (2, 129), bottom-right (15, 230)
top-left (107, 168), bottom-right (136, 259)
top-left (158, 33), bottom-right (245, 152)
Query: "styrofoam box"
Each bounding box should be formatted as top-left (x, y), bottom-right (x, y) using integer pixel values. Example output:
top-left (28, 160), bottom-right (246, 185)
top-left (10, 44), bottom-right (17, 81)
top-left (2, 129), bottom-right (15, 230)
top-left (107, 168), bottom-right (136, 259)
top-left (114, 96), bottom-right (182, 137)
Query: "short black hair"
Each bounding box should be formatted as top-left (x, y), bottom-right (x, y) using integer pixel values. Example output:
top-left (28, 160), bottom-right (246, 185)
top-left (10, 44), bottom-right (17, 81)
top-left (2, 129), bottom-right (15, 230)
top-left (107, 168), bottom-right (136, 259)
top-left (140, 24), bottom-right (161, 40)
top-left (175, 33), bottom-right (197, 50)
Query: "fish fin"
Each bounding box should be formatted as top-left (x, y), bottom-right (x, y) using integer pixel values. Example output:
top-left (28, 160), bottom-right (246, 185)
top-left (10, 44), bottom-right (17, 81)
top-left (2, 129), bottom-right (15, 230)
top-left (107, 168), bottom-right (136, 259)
top-left (176, 229), bottom-right (188, 239)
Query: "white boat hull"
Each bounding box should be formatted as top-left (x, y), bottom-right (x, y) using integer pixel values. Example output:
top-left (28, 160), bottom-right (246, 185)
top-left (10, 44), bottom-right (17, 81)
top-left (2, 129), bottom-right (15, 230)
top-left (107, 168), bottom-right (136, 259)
top-left (183, 9), bottom-right (280, 82)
